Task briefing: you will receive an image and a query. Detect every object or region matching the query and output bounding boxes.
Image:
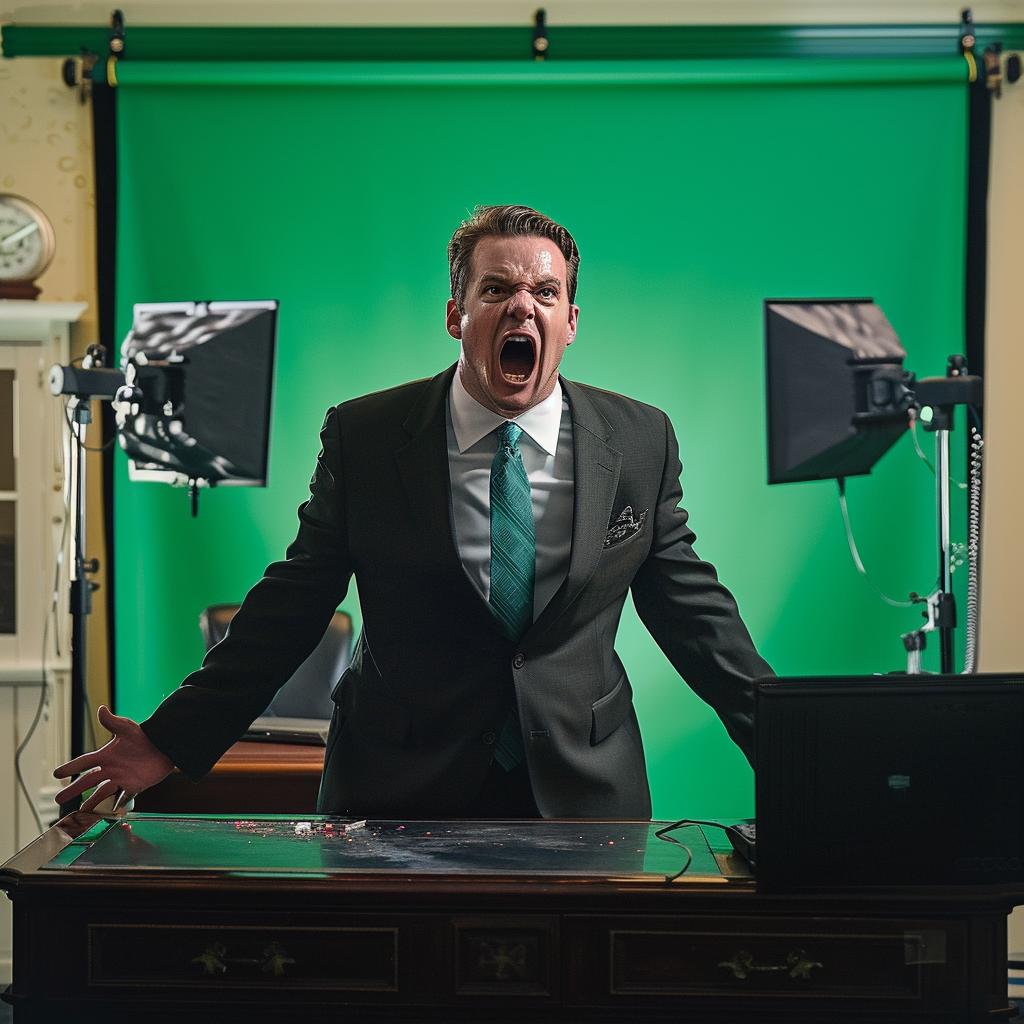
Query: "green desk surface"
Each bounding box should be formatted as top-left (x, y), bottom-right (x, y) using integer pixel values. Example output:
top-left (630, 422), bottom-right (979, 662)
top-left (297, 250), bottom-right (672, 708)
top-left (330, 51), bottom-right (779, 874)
top-left (33, 814), bottom-right (743, 882)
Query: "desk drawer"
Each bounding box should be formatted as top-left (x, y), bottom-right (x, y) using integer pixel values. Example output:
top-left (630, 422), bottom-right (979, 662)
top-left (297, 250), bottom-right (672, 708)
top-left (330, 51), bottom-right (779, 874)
top-left (88, 923), bottom-right (397, 991)
top-left (565, 914), bottom-right (967, 1011)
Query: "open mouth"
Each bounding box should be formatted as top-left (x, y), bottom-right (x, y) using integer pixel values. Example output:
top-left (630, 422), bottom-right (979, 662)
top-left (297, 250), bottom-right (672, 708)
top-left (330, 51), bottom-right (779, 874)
top-left (499, 335), bottom-right (536, 384)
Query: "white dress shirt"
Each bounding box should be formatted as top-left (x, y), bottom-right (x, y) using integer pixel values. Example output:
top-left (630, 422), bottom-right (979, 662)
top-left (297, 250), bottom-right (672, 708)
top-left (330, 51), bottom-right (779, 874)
top-left (447, 371), bottom-right (575, 621)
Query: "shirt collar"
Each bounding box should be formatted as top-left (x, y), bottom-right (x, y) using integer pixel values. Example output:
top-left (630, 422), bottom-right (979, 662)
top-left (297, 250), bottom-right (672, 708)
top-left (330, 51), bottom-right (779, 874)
top-left (450, 370), bottom-right (563, 456)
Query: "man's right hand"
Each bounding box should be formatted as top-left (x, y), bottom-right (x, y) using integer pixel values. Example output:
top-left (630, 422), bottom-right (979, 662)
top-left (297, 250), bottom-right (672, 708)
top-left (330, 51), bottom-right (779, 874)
top-left (53, 705), bottom-right (176, 813)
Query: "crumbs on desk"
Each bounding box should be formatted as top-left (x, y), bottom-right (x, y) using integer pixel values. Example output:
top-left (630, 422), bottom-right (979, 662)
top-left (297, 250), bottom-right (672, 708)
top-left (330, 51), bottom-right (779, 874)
top-left (231, 820), bottom-right (357, 841)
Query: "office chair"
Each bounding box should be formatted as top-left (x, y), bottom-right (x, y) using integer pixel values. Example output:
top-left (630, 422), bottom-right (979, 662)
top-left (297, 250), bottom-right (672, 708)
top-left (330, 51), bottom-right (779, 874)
top-left (198, 603), bottom-right (353, 721)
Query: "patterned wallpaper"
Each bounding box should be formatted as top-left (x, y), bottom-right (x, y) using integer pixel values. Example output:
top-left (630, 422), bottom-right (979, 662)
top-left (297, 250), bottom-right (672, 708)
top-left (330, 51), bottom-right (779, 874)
top-left (0, 53), bottom-right (107, 728)
top-left (0, 54), bottom-right (97, 335)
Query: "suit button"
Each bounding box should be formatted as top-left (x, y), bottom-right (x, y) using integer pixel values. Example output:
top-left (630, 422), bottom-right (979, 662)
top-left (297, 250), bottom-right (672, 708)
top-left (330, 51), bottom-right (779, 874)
top-left (513, 653), bottom-right (525, 669)
top-left (483, 732), bottom-right (496, 745)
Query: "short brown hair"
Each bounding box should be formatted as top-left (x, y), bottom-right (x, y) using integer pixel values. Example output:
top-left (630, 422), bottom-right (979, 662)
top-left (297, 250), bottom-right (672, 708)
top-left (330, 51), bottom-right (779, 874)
top-left (448, 205), bottom-right (580, 311)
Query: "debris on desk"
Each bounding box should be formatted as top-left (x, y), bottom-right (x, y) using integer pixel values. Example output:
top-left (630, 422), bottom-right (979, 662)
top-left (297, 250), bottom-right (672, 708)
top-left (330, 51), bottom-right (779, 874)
top-left (232, 820), bottom-right (358, 841)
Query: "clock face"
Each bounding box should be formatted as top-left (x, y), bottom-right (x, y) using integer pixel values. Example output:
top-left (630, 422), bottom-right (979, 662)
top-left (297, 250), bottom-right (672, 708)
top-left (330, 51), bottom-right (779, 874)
top-left (0, 194), bottom-right (56, 283)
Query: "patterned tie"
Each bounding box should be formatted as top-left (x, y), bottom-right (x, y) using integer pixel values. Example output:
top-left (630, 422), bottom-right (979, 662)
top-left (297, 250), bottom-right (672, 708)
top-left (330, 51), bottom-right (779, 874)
top-left (489, 421), bottom-right (534, 770)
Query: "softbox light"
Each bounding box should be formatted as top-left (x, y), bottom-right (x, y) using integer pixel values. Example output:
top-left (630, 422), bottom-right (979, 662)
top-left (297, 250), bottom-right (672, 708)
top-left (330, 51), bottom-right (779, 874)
top-left (764, 299), bottom-right (912, 485)
top-left (117, 300), bottom-right (278, 487)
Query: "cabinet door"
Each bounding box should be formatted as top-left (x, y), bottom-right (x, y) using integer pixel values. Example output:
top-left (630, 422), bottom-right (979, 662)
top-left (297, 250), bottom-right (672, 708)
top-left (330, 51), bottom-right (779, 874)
top-left (0, 366), bottom-right (15, 637)
top-left (0, 341), bottom-right (67, 665)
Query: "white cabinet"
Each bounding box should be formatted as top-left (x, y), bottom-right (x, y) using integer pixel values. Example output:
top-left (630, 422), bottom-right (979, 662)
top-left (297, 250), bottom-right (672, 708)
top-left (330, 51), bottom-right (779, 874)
top-left (0, 300), bottom-right (84, 983)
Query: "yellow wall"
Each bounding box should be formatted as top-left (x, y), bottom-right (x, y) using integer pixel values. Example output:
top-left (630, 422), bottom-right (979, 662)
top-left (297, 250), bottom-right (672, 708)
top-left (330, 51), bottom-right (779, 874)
top-left (0, 52), bottom-right (110, 735)
top-left (978, 54), bottom-right (1024, 674)
top-left (4, 1), bottom-right (1024, 27)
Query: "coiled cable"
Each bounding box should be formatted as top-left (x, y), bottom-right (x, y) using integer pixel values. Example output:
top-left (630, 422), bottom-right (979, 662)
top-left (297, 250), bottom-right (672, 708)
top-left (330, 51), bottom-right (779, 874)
top-left (963, 416), bottom-right (983, 673)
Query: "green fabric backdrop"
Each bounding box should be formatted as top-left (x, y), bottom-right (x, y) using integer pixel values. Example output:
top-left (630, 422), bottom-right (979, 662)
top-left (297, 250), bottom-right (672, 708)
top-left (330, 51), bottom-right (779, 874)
top-left (113, 57), bottom-right (968, 820)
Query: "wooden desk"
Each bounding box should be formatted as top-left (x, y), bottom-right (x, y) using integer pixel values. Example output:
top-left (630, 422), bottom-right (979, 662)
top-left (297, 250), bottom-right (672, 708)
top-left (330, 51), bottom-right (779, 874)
top-left (2, 812), bottom-right (1021, 1023)
top-left (134, 741), bottom-right (325, 814)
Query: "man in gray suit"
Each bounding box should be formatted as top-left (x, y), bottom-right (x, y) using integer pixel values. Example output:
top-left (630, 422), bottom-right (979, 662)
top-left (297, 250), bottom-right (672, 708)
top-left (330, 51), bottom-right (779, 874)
top-left (56, 205), bottom-right (772, 819)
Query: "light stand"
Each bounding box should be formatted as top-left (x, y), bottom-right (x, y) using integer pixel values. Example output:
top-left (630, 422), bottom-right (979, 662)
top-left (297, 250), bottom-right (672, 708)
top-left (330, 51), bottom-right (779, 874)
top-left (67, 395), bottom-right (98, 770)
top-left (48, 350), bottom-right (125, 811)
top-left (901, 356), bottom-right (983, 674)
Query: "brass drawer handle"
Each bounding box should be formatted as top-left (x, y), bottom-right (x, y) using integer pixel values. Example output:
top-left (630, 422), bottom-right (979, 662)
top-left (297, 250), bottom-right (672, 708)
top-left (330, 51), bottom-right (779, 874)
top-left (192, 941), bottom-right (297, 977)
top-left (718, 949), bottom-right (822, 981)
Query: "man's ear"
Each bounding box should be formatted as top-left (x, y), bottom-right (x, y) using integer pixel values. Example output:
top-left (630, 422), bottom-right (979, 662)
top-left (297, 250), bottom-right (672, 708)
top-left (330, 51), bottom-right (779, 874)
top-left (446, 299), bottom-right (462, 338)
top-left (565, 304), bottom-right (579, 346)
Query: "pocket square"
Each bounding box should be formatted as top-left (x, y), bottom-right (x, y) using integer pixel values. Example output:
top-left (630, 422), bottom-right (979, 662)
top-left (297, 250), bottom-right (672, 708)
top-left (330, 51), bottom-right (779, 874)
top-left (604, 505), bottom-right (648, 548)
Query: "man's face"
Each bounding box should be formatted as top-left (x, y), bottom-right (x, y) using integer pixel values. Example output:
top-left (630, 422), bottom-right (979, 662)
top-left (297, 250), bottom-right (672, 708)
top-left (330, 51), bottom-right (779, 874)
top-left (448, 234), bottom-right (578, 418)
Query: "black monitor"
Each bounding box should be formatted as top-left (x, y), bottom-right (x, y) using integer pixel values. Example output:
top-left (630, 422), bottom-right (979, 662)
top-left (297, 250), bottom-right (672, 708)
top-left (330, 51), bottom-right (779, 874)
top-left (755, 674), bottom-right (1024, 890)
top-left (116, 300), bottom-right (278, 487)
top-left (764, 299), bottom-right (914, 484)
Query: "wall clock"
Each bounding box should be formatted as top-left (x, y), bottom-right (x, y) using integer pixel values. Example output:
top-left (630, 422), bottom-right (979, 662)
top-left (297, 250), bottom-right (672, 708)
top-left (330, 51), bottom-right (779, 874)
top-left (0, 194), bottom-right (57, 300)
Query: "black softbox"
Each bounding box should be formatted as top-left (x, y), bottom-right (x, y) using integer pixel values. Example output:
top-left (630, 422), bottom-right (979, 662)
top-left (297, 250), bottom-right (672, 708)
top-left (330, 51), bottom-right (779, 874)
top-left (764, 299), bottom-right (912, 484)
top-left (117, 300), bottom-right (278, 486)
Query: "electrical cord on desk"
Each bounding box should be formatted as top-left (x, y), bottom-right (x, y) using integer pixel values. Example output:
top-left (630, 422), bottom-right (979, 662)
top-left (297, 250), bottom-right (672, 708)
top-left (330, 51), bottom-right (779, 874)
top-left (656, 819), bottom-right (756, 876)
top-left (653, 823), bottom-right (693, 882)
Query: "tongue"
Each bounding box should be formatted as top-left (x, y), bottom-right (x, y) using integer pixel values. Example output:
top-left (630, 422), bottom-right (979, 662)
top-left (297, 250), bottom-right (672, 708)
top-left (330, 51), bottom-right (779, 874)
top-left (501, 339), bottom-right (534, 380)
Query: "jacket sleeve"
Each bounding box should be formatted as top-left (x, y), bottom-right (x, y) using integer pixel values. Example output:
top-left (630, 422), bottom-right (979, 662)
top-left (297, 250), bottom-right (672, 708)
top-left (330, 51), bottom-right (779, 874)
top-left (140, 407), bottom-right (354, 782)
top-left (629, 410), bottom-right (772, 765)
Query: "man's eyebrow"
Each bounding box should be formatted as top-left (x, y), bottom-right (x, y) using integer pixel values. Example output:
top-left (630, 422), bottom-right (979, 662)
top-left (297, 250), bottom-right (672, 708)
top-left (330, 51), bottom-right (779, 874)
top-left (477, 273), bottom-right (563, 289)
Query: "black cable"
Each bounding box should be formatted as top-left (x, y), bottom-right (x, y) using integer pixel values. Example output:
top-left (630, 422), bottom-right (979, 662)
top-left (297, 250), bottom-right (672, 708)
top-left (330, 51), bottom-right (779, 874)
top-left (653, 826), bottom-right (693, 883)
top-left (65, 417), bottom-right (99, 755)
top-left (93, 66), bottom-right (119, 716)
top-left (965, 61), bottom-right (991, 390)
top-left (63, 399), bottom-right (117, 453)
top-left (654, 819), bottom-right (747, 881)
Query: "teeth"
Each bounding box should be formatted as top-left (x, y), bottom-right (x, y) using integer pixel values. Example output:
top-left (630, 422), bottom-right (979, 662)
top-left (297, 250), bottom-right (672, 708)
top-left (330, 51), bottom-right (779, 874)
top-left (505, 374), bottom-right (527, 383)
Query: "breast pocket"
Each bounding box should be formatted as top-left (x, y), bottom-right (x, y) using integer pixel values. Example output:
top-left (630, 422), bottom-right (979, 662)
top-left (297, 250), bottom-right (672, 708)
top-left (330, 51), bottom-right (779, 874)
top-left (595, 520), bottom-right (651, 591)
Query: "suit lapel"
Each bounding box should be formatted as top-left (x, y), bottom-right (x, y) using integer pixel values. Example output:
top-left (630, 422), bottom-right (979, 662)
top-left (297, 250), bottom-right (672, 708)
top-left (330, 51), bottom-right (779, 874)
top-left (394, 364), bottom-right (505, 637)
top-left (530, 377), bottom-right (621, 639)
top-left (396, 368), bottom-right (622, 643)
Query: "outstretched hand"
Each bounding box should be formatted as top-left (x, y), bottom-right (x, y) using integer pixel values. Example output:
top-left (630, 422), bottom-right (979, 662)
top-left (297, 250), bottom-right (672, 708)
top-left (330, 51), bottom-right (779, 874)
top-left (54, 705), bottom-right (176, 813)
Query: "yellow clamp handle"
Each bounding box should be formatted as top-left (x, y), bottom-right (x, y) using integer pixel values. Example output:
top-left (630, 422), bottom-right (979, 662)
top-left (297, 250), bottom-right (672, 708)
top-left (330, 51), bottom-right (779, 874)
top-left (964, 50), bottom-right (978, 83)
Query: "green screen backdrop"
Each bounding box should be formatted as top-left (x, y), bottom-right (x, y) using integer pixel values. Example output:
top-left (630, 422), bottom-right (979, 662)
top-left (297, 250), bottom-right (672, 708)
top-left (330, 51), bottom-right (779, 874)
top-left (113, 57), bottom-right (968, 820)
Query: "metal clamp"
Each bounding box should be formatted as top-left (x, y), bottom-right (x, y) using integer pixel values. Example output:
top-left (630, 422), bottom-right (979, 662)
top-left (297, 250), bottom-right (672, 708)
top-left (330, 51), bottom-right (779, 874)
top-left (532, 9), bottom-right (548, 61)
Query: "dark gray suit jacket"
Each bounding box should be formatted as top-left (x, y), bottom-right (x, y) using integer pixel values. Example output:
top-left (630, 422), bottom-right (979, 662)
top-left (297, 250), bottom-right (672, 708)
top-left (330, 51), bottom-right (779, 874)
top-left (142, 365), bottom-right (772, 818)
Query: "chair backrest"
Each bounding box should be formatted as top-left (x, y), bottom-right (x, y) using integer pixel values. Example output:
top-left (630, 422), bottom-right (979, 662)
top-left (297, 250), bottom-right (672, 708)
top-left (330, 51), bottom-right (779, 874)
top-left (198, 604), bottom-right (353, 721)
top-left (198, 603), bottom-right (239, 650)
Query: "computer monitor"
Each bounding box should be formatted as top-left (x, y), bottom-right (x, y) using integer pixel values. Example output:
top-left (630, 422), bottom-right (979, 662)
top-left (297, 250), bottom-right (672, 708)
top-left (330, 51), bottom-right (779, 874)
top-left (117, 300), bottom-right (278, 487)
top-left (755, 674), bottom-right (1024, 890)
top-left (764, 299), bottom-right (913, 484)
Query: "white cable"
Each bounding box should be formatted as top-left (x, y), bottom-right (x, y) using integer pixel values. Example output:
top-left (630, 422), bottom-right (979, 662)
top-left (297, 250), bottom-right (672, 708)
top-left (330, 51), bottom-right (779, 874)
top-left (14, 424), bottom-right (72, 836)
top-left (909, 410), bottom-right (935, 473)
top-left (837, 481), bottom-right (917, 608)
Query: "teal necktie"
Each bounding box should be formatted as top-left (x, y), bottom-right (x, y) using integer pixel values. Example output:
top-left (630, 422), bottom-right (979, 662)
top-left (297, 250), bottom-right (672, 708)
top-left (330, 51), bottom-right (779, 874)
top-left (490, 421), bottom-right (534, 771)
top-left (489, 421), bottom-right (535, 643)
